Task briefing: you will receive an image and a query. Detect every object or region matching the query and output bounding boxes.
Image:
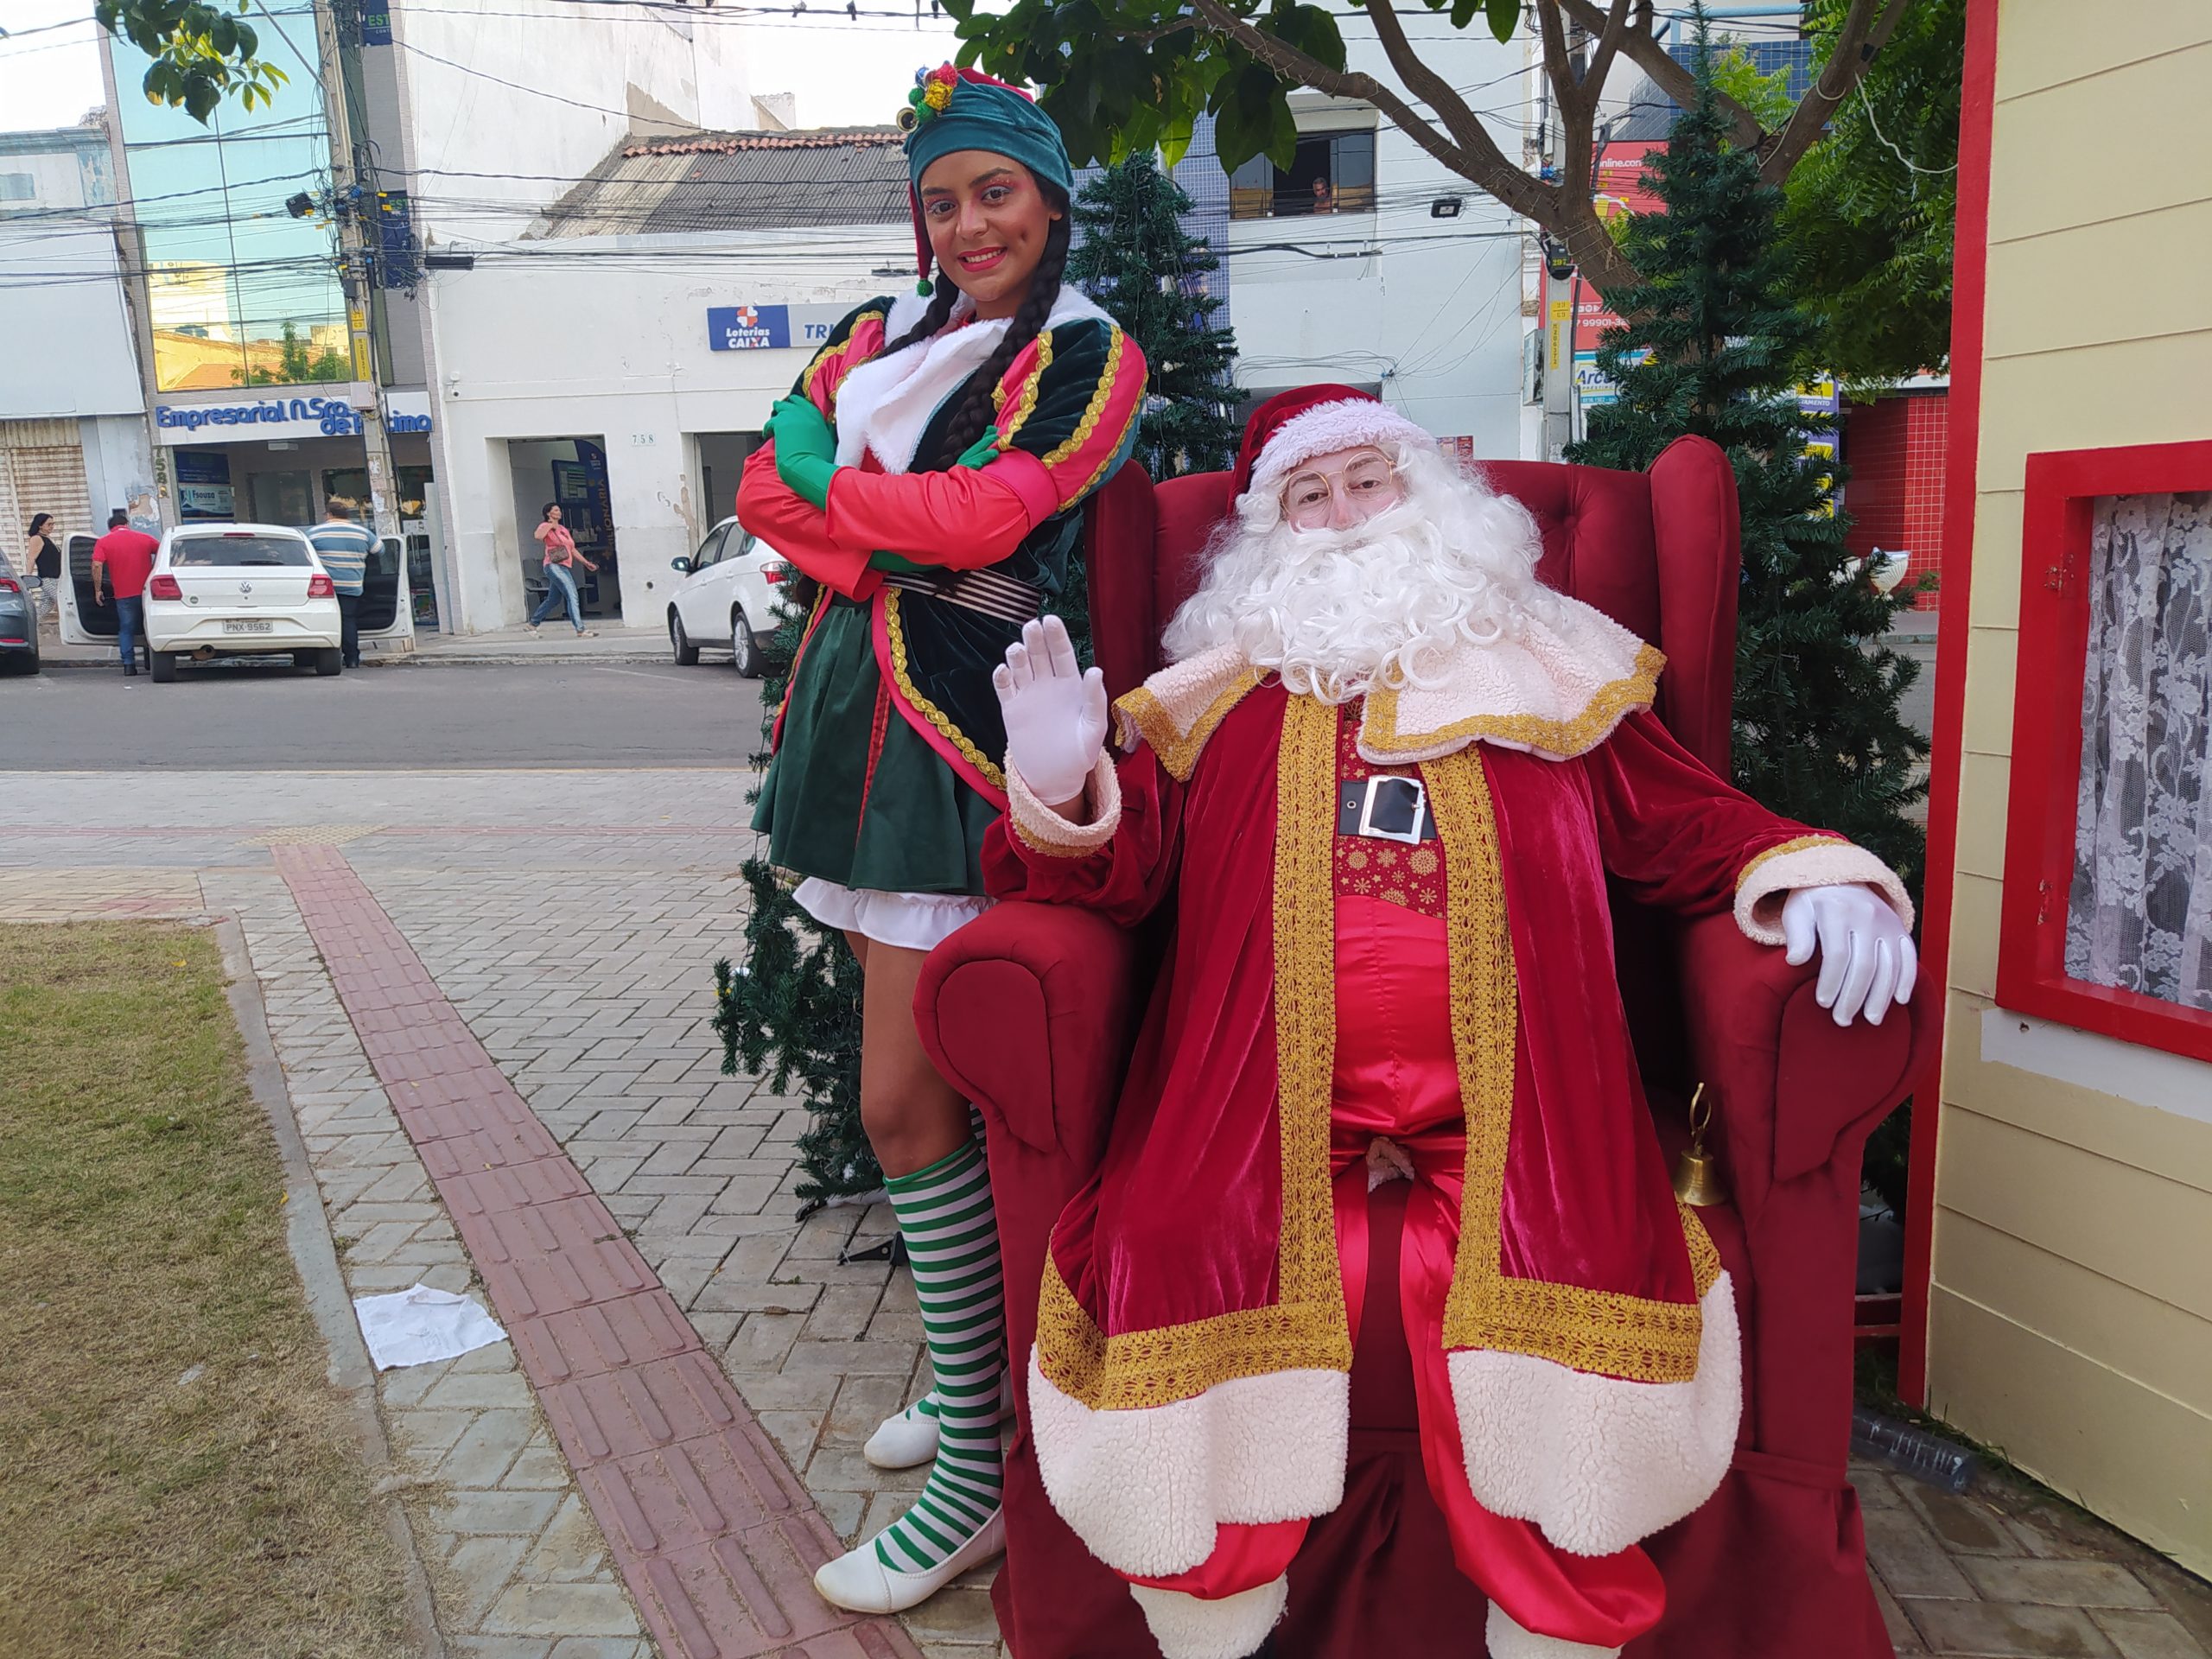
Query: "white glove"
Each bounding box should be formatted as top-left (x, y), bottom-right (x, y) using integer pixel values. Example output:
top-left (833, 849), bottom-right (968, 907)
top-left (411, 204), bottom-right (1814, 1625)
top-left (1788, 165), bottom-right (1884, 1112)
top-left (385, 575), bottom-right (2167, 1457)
top-left (1781, 885), bottom-right (1918, 1027)
top-left (992, 614), bottom-right (1108, 808)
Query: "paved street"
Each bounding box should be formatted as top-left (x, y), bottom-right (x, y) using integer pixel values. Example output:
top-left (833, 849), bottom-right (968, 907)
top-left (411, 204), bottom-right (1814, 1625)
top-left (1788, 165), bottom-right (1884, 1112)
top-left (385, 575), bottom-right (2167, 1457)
top-left (2, 661), bottom-right (769, 770)
top-left (2, 685), bottom-right (2203, 1659)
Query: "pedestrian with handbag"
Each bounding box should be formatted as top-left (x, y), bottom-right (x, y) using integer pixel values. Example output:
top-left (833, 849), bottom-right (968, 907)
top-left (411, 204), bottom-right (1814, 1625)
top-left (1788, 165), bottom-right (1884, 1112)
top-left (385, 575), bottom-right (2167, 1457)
top-left (525, 503), bottom-right (597, 636)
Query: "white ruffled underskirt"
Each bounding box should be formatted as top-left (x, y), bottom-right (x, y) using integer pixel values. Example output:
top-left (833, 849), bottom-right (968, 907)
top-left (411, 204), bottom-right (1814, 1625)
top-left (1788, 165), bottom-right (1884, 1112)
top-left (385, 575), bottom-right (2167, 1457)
top-left (792, 876), bottom-right (993, 952)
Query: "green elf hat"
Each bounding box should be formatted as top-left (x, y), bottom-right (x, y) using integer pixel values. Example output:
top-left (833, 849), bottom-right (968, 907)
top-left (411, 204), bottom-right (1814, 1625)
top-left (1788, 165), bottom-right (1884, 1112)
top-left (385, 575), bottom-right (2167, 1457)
top-left (897, 65), bottom-right (1073, 296)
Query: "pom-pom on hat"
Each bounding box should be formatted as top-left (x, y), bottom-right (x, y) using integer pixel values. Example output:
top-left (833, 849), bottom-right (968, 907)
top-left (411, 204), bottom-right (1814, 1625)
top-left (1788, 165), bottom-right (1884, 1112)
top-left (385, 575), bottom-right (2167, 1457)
top-left (1230, 385), bottom-right (1435, 502)
top-left (898, 65), bottom-right (1074, 295)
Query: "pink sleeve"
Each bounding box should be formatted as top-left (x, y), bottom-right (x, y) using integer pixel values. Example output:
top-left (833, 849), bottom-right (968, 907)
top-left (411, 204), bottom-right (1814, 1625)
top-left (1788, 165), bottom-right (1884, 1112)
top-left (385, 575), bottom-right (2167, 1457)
top-left (738, 443), bottom-right (881, 601)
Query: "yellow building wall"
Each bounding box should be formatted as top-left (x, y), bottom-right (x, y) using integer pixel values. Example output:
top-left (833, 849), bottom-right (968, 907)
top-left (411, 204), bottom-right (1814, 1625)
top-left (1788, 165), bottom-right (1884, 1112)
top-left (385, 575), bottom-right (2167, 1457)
top-left (1929, 3), bottom-right (2212, 1575)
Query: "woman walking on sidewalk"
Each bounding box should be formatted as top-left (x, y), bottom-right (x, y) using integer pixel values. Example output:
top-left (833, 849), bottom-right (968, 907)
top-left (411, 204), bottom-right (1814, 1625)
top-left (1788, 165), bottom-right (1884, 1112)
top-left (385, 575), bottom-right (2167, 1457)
top-left (525, 503), bottom-right (597, 635)
top-left (737, 65), bottom-right (1147, 1619)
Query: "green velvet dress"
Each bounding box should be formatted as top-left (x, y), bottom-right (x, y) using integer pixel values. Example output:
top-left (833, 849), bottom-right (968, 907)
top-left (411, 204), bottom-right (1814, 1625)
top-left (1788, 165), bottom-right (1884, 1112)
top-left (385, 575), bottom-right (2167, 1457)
top-left (752, 594), bottom-right (1003, 895)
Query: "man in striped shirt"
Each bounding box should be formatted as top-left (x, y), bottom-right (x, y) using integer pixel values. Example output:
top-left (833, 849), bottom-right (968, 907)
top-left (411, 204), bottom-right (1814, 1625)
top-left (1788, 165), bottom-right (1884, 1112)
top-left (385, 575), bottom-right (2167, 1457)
top-left (308, 501), bottom-right (376, 668)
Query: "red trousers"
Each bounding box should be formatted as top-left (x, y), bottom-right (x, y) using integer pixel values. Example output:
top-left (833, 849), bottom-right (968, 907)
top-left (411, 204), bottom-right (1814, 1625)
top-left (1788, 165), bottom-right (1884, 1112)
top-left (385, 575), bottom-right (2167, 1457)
top-left (1130, 896), bottom-right (1666, 1650)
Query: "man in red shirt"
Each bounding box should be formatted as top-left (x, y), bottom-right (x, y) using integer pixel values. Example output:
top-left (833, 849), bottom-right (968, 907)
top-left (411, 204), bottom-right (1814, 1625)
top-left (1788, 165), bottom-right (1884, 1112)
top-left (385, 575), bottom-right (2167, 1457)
top-left (92, 509), bottom-right (159, 676)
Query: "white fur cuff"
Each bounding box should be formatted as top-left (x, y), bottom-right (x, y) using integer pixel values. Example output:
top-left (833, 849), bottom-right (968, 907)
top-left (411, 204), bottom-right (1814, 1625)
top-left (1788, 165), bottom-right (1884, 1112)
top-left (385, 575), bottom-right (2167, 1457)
top-left (1485, 1603), bottom-right (1623, 1659)
top-left (1129, 1578), bottom-right (1289, 1659)
top-left (1027, 1348), bottom-right (1348, 1576)
top-left (1450, 1274), bottom-right (1741, 1558)
top-left (1733, 836), bottom-right (1915, 946)
top-left (1007, 749), bottom-right (1121, 857)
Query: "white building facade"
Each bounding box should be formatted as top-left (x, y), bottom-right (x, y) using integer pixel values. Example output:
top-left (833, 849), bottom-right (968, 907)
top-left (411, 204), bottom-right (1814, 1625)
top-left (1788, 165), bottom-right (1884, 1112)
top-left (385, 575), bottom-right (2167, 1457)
top-left (1219, 23), bottom-right (1535, 464)
top-left (0, 124), bottom-right (157, 544)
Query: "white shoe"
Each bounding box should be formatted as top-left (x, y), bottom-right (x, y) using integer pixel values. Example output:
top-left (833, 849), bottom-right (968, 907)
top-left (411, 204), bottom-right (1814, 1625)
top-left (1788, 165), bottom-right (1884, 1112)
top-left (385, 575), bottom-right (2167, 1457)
top-left (864, 1372), bottom-right (1017, 1471)
top-left (812, 1506), bottom-right (1005, 1614)
top-left (864, 1395), bottom-right (942, 1470)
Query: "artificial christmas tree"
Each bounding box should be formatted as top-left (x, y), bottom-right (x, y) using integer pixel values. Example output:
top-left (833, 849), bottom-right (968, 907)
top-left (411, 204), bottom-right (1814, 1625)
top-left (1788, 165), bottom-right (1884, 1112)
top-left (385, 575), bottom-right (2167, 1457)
top-left (1567, 26), bottom-right (1929, 897)
top-left (1567, 19), bottom-right (1929, 1217)
top-left (713, 599), bottom-right (881, 1211)
top-left (1066, 150), bottom-right (1244, 480)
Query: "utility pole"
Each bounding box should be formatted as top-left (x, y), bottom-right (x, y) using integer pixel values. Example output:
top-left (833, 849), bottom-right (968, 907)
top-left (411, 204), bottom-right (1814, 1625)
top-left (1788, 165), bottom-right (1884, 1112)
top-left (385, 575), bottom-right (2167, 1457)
top-left (312, 0), bottom-right (401, 543)
top-left (1541, 237), bottom-right (1576, 461)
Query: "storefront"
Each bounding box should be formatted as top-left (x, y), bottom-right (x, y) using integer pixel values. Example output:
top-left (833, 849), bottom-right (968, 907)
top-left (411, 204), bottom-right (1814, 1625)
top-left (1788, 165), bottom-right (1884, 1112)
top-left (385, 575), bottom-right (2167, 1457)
top-left (426, 251), bottom-right (891, 632)
top-left (149, 385), bottom-right (442, 630)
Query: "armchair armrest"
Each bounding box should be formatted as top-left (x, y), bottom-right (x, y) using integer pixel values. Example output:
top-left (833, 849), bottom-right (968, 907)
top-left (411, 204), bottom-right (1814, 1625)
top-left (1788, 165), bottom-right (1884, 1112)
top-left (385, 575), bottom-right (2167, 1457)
top-left (1674, 911), bottom-right (1936, 1226)
top-left (914, 900), bottom-right (1144, 1167)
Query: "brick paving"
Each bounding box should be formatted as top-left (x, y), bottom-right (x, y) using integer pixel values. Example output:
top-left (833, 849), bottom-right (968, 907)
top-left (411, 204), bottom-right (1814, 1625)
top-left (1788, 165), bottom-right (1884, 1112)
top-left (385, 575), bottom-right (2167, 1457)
top-left (272, 841), bottom-right (914, 1659)
top-left (3, 765), bottom-right (2202, 1659)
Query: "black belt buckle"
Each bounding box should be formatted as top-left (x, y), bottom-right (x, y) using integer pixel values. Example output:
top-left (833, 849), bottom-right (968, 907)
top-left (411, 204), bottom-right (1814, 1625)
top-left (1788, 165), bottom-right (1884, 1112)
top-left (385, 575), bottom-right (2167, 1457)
top-left (1338, 774), bottom-right (1434, 843)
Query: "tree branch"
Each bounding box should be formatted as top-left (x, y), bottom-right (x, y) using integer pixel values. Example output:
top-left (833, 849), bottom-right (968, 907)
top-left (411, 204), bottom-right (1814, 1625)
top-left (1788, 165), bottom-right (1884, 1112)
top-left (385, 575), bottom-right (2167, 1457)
top-left (1364, 0), bottom-right (1500, 161)
top-left (1187, 0), bottom-right (1560, 224)
top-left (1579, 0), bottom-right (1638, 117)
top-left (1759, 0), bottom-right (1916, 184)
top-left (1554, 0), bottom-right (1765, 150)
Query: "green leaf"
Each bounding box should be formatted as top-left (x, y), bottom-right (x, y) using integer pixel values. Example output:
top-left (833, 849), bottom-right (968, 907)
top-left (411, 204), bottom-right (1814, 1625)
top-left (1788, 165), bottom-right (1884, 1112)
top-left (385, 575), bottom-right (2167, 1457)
top-left (183, 73), bottom-right (219, 122)
top-left (1484, 0), bottom-right (1516, 41)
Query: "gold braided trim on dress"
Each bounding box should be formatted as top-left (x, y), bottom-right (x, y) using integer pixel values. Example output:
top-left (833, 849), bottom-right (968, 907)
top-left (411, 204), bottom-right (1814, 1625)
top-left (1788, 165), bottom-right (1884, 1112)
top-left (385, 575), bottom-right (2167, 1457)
top-left (1034, 695), bottom-right (1351, 1410)
top-left (995, 330), bottom-right (1054, 440)
top-left (1427, 745), bottom-right (1713, 1385)
top-left (1114, 670), bottom-right (1262, 782)
top-left (802, 308), bottom-right (885, 412)
top-left (1363, 643), bottom-right (1668, 761)
top-left (881, 588), bottom-right (1006, 791)
top-left (1047, 328), bottom-right (1137, 505)
top-left (1733, 833), bottom-right (1844, 892)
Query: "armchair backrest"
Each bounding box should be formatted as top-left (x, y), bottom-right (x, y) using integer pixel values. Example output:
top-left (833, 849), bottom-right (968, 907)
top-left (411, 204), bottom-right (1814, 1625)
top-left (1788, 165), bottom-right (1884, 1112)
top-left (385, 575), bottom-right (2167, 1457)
top-left (1084, 435), bottom-right (1743, 775)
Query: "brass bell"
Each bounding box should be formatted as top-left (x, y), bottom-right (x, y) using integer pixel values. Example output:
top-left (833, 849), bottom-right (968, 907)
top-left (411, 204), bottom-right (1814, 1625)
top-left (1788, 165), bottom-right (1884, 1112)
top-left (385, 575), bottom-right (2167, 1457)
top-left (1673, 1083), bottom-right (1728, 1208)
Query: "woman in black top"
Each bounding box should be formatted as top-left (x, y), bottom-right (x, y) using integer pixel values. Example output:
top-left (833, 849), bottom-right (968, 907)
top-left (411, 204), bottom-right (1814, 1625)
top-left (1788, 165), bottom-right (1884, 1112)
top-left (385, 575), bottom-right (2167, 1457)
top-left (24, 513), bottom-right (61, 626)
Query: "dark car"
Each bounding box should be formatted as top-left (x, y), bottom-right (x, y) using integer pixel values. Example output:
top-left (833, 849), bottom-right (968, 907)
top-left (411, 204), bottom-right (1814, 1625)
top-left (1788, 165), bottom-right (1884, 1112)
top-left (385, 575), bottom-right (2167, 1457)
top-left (0, 571), bottom-right (40, 676)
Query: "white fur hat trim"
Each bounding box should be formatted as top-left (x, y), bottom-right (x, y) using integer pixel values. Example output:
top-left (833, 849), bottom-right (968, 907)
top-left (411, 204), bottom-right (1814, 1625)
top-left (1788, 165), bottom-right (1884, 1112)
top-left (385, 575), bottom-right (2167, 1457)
top-left (1245, 397), bottom-right (1434, 497)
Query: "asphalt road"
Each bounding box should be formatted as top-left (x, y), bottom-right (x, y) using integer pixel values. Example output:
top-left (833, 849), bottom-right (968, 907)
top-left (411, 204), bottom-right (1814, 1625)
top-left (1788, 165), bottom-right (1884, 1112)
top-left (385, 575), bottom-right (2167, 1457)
top-left (0, 660), bottom-right (772, 770)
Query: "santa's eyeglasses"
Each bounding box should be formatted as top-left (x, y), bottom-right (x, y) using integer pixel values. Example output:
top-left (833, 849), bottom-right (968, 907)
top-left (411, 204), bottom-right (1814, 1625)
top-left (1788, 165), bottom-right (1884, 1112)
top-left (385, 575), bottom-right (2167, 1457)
top-left (1281, 448), bottom-right (1402, 530)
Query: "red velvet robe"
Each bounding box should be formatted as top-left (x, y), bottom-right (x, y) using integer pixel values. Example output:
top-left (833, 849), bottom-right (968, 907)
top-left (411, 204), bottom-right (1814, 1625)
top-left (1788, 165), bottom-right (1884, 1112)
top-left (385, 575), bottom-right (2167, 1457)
top-left (980, 655), bottom-right (1906, 1656)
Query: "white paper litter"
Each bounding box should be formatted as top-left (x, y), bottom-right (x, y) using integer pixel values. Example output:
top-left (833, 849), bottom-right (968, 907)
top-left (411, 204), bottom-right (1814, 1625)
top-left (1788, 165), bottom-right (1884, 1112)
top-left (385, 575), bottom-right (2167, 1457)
top-left (353, 1283), bottom-right (507, 1370)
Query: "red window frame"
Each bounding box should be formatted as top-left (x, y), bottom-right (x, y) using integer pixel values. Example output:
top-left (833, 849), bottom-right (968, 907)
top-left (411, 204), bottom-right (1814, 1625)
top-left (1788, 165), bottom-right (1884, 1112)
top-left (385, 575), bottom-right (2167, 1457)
top-left (1998, 438), bottom-right (2212, 1063)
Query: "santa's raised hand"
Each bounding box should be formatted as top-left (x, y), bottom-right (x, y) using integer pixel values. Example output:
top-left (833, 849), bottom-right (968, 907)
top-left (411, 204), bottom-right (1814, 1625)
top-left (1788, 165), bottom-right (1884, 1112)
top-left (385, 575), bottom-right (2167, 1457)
top-left (1782, 885), bottom-right (1918, 1026)
top-left (993, 615), bottom-right (1108, 813)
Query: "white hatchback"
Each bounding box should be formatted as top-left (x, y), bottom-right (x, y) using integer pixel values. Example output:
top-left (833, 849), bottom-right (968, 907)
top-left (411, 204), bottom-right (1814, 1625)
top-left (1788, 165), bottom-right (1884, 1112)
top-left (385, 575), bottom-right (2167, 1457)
top-left (667, 516), bottom-right (796, 677)
top-left (143, 523), bottom-right (343, 681)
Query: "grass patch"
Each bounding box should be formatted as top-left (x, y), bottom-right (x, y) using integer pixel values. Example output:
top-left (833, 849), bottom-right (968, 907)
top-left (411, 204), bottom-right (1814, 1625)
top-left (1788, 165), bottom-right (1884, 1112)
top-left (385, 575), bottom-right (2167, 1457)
top-left (0, 923), bottom-right (413, 1659)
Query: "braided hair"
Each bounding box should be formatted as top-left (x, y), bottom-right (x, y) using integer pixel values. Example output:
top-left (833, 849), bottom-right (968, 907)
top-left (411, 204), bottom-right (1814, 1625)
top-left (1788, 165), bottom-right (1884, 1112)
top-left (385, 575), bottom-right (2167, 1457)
top-left (881, 188), bottom-right (1072, 473)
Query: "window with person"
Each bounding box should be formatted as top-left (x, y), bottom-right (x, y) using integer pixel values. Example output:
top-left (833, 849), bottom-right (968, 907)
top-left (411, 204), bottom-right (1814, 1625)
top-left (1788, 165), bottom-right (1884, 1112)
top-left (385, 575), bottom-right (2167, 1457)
top-left (1226, 129), bottom-right (1377, 219)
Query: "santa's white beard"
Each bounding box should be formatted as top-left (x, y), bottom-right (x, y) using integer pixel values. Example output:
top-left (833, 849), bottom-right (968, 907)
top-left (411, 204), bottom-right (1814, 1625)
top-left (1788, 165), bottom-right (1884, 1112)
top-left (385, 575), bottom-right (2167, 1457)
top-left (1162, 447), bottom-right (1560, 705)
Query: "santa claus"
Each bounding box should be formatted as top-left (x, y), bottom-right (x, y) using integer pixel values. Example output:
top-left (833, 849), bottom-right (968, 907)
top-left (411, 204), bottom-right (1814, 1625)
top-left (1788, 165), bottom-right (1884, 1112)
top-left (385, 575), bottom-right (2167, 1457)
top-left (978, 387), bottom-right (1916, 1659)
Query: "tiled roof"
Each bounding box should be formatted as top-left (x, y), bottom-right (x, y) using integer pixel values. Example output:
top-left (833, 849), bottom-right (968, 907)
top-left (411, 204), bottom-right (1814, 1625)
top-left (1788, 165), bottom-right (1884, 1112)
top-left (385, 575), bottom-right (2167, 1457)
top-left (538, 127), bottom-right (910, 237)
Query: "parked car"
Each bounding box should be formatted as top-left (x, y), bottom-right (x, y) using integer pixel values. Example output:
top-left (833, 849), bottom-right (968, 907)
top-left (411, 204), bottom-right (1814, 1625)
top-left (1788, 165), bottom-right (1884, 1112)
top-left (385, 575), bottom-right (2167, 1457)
top-left (143, 523), bottom-right (342, 682)
top-left (667, 517), bottom-right (795, 677)
top-left (0, 570), bottom-right (40, 676)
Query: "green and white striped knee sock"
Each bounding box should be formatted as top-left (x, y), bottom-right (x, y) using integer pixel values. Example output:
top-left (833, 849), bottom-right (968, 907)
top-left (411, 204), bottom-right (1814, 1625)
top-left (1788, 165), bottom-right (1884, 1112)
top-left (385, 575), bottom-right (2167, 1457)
top-left (873, 1140), bottom-right (1004, 1573)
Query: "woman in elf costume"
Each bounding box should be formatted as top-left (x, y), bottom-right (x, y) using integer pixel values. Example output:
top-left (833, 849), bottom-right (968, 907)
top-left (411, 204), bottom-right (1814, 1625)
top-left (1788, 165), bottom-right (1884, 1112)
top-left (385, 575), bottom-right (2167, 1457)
top-left (737, 66), bottom-right (1147, 1615)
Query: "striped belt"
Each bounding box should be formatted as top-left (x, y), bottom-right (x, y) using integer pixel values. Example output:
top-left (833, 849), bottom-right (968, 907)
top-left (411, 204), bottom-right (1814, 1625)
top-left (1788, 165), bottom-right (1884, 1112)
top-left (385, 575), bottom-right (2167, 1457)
top-left (880, 566), bottom-right (1044, 626)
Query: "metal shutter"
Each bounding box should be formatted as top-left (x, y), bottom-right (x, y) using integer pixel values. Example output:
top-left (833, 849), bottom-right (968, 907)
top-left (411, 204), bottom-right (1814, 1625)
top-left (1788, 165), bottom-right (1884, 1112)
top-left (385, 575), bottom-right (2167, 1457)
top-left (0, 421), bottom-right (95, 546)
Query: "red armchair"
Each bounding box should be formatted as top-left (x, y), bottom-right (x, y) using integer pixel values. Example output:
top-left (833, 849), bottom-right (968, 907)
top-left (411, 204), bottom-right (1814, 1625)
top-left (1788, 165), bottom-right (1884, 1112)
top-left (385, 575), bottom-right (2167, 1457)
top-left (914, 436), bottom-right (1937, 1659)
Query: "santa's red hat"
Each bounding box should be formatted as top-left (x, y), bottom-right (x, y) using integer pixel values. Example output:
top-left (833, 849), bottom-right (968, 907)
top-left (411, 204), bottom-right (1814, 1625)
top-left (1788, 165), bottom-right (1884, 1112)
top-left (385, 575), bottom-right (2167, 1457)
top-left (1230, 385), bottom-right (1433, 502)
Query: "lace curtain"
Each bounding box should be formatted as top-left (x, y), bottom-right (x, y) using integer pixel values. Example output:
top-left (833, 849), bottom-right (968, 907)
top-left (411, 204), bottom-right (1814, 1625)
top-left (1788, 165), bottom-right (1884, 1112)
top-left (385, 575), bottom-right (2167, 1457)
top-left (2065, 490), bottom-right (2212, 1011)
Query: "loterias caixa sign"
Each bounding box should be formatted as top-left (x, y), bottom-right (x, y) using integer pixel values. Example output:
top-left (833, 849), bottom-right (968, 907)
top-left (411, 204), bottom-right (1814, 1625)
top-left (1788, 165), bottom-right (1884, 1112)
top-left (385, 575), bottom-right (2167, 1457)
top-left (152, 391), bottom-right (434, 445)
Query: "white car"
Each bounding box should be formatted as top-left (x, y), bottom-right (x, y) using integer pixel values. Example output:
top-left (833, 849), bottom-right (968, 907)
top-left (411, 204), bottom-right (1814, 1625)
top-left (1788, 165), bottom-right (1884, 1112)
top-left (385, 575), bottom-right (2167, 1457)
top-left (667, 516), bottom-right (796, 677)
top-left (143, 522), bottom-right (343, 681)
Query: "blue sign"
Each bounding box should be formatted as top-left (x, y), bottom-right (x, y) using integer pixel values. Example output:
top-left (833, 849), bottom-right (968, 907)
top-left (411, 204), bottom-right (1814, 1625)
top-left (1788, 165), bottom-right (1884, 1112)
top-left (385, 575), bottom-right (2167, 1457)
top-left (359, 5), bottom-right (392, 45)
top-left (708, 305), bottom-right (793, 352)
